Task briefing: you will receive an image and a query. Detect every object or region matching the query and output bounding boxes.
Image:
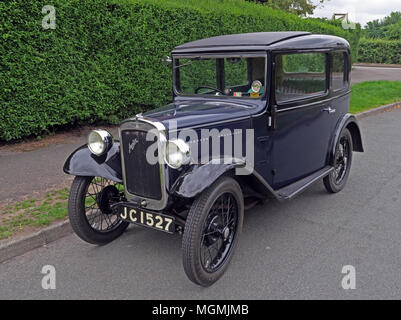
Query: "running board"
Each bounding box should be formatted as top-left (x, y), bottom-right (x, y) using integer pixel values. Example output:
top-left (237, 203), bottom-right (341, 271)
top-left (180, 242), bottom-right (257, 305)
top-left (276, 166), bottom-right (334, 200)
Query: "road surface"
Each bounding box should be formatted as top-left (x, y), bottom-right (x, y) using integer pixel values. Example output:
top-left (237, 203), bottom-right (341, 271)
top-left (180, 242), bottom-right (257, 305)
top-left (351, 65), bottom-right (401, 84)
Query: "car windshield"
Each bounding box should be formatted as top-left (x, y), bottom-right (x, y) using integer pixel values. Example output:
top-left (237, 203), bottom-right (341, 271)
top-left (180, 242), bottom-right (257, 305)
top-left (174, 55), bottom-right (266, 99)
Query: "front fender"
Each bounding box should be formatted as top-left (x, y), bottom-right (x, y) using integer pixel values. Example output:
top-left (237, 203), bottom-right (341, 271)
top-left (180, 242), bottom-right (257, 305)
top-left (173, 159), bottom-right (245, 199)
top-left (63, 142), bottom-right (123, 183)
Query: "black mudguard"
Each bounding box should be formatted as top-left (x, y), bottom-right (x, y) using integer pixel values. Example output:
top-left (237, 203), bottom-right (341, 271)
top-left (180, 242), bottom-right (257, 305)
top-left (173, 159), bottom-right (245, 199)
top-left (63, 142), bottom-right (123, 183)
top-left (328, 113), bottom-right (364, 165)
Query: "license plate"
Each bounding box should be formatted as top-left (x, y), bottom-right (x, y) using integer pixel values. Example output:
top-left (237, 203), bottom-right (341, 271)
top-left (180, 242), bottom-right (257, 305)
top-left (118, 205), bottom-right (175, 234)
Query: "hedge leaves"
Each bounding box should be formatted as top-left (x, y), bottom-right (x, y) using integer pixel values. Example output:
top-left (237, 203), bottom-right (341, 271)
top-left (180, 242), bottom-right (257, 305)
top-left (0, 0), bottom-right (360, 141)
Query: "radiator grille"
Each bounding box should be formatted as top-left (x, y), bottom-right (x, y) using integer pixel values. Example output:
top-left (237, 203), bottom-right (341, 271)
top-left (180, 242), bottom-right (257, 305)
top-left (121, 129), bottom-right (162, 200)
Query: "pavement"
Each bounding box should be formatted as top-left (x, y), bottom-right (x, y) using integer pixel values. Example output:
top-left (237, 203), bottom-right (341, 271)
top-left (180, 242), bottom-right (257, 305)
top-left (1, 105), bottom-right (401, 299)
top-left (0, 64), bottom-right (401, 299)
top-left (0, 127), bottom-right (119, 206)
top-left (0, 141), bottom-right (77, 205)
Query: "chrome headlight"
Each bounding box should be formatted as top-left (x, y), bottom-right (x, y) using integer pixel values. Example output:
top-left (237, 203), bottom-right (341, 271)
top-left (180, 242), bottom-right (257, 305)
top-left (165, 139), bottom-right (190, 169)
top-left (87, 130), bottom-right (113, 156)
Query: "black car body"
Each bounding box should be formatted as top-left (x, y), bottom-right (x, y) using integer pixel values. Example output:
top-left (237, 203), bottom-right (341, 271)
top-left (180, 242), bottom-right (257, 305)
top-left (64, 32), bottom-right (363, 286)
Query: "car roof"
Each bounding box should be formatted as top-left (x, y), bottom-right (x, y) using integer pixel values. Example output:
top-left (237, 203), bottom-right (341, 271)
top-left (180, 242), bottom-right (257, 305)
top-left (172, 32), bottom-right (350, 54)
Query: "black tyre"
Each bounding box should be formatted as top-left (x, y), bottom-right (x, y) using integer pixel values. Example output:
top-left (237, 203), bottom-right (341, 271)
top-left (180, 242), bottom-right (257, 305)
top-left (324, 128), bottom-right (353, 193)
top-left (182, 176), bottom-right (244, 287)
top-left (68, 176), bottom-right (129, 245)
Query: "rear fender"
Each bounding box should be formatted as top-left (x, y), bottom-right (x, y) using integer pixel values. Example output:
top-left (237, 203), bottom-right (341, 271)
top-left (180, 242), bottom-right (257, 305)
top-left (328, 114), bottom-right (364, 165)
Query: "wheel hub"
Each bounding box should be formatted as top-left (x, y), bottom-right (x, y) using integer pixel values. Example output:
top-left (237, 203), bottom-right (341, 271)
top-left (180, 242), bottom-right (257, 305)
top-left (333, 138), bottom-right (349, 184)
top-left (204, 216), bottom-right (220, 245)
top-left (222, 226), bottom-right (230, 240)
top-left (97, 185), bottom-right (119, 214)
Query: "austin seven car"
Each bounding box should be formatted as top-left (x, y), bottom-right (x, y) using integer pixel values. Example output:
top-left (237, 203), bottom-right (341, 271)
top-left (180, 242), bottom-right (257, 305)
top-left (64, 32), bottom-right (364, 286)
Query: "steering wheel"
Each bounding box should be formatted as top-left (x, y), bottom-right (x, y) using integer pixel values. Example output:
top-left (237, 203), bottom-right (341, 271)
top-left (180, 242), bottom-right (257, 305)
top-left (194, 86), bottom-right (225, 95)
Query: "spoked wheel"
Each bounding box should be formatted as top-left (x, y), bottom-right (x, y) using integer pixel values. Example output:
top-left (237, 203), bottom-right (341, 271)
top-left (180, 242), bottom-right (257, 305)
top-left (200, 193), bottom-right (238, 273)
top-left (182, 176), bottom-right (244, 287)
top-left (68, 176), bottom-right (129, 245)
top-left (324, 128), bottom-right (353, 193)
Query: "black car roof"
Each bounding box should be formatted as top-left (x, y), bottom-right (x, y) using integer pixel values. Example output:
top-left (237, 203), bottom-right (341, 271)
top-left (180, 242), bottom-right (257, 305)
top-left (172, 32), bottom-right (350, 54)
top-left (174, 32), bottom-right (310, 49)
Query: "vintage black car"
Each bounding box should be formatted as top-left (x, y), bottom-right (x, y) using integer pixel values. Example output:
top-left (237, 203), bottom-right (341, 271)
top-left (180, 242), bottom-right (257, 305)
top-left (64, 32), bottom-right (363, 287)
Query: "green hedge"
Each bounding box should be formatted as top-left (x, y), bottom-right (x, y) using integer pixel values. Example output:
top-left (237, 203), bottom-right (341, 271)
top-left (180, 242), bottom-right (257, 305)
top-left (0, 0), bottom-right (361, 141)
top-left (358, 38), bottom-right (401, 64)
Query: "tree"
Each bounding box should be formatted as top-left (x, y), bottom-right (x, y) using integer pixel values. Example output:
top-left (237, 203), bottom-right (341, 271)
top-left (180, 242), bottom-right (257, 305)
top-left (363, 11), bottom-right (401, 40)
top-left (364, 20), bottom-right (385, 39)
top-left (247, 0), bottom-right (327, 16)
top-left (384, 21), bottom-right (401, 40)
top-left (381, 11), bottom-right (401, 27)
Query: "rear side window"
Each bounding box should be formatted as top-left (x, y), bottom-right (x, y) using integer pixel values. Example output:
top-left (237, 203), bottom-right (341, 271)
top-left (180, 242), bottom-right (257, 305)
top-left (332, 52), bottom-right (347, 91)
top-left (275, 53), bottom-right (327, 103)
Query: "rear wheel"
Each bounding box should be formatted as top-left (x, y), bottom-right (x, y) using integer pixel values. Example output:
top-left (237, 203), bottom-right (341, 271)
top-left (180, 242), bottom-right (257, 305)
top-left (68, 176), bottom-right (129, 245)
top-left (324, 128), bottom-right (353, 193)
top-left (182, 176), bottom-right (244, 287)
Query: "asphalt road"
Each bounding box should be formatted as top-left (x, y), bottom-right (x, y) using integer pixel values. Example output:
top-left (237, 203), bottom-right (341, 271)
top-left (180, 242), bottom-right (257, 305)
top-left (1, 108), bottom-right (401, 299)
top-left (351, 66), bottom-right (401, 84)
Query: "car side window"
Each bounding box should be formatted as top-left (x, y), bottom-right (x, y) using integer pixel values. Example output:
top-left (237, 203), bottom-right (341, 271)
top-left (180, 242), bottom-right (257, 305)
top-left (332, 51), bottom-right (347, 91)
top-left (275, 53), bottom-right (327, 104)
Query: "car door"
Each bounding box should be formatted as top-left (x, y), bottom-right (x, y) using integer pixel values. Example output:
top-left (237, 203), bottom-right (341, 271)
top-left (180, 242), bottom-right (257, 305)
top-left (270, 51), bottom-right (335, 189)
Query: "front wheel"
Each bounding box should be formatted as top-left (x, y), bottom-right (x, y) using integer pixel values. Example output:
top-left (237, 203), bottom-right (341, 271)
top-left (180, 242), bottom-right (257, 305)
top-left (68, 176), bottom-right (129, 245)
top-left (324, 128), bottom-right (353, 193)
top-left (182, 176), bottom-right (244, 287)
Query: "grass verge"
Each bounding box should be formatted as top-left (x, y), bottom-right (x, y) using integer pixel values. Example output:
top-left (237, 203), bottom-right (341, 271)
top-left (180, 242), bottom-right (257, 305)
top-left (350, 81), bottom-right (401, 113)
top-left (0, 188), bottom-right (69, 240)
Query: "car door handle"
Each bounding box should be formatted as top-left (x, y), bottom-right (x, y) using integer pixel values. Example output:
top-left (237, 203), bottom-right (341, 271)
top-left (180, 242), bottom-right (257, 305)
top-left (323, 107), bottom-right (336, 114)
